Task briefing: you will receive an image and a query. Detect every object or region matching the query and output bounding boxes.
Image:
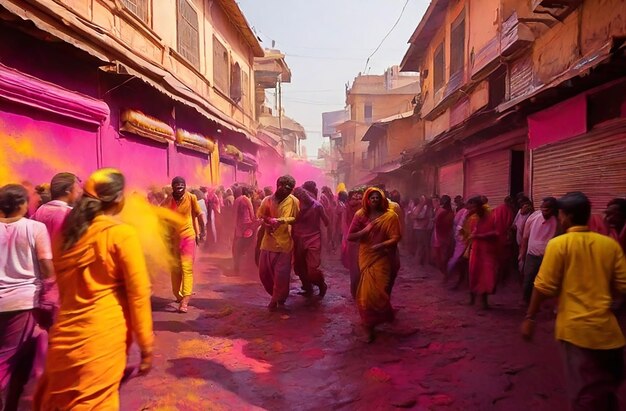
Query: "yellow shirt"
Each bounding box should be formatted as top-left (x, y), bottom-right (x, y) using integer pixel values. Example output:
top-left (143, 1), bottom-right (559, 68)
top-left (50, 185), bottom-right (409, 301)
top-left (163, 192), bottom-right (202, 239)
top-left (257, 194), bottom-right (300, 253)
top-left (535, 226), bottom-right (626, 349)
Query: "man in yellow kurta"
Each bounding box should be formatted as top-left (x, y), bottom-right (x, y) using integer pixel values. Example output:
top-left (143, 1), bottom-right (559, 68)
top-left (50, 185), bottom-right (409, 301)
top-left (257, 175), bottom-right (299, 311)
top-left (162, 176), bottom-right (205, 313)
top-left (522, 191), bottom-right (626, 410)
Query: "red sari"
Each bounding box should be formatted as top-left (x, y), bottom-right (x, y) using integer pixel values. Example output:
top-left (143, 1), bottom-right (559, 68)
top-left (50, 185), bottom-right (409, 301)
top-left (468, 210), bottom-right (499, 294)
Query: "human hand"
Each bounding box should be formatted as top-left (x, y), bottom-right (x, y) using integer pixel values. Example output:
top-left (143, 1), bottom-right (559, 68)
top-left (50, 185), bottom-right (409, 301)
top-left (520, 318), bottom-right (536, 341)
top-left (371, 243), bottom-right (385, 252)
top-left (363, 223), bottom-right (374, 235)
top-left (138, 351), bottom-right (153, 376)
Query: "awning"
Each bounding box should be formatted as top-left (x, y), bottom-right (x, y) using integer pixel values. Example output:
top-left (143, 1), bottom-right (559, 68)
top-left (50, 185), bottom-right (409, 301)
top-left (362, 111), bottom-right (414, 141)
top-left (371, 161), bottom-right (403, 175)
top-left (498, 41), bottom-right (614, 112)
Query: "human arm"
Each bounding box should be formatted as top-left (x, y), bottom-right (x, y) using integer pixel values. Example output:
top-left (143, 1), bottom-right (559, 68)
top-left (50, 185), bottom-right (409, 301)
top-left (320, 205), bottom-right (330, 227)
top-left (34, 224), bottom-right (57, 329)
top-left (191, 196), bottom-right (206, 241)
top-left (611, 246), bottom-right (626, 295)
top-left (347, 212), bottom-right (371, 242)
top-left (117, 228), bottom-right (154, 375)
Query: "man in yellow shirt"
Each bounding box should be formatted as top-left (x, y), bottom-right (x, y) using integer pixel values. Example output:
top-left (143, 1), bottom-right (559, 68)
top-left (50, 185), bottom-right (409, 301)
top-left (257, 175), bottom-right (299, 311)
top-left (162, 176), bottom-right (206, 313)
top-left (521, 191), bottom-right (626, 411)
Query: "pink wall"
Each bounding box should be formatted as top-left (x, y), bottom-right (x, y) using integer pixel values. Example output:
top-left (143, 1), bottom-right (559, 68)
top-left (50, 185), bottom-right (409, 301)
top-left (220, 162), bottom-right (236, 187)
top-left (256, 147), bottom-right (330, 190)
top-left (0, 108), bottom-right (98, 185)
top-left (100, 126), bottom-right (169, 191)
top-left (528, 94), bottom-right (587, 150)
top-left (169, 145), bottom-right (211, 188)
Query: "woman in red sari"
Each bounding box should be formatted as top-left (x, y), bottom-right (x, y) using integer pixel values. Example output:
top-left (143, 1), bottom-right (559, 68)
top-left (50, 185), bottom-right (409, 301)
top-left (432, 195), bottom-right (455, 276)
top-left (348, 188), bottom-right (401, 342)
top-left (466, 196), bottom-right (499, 309)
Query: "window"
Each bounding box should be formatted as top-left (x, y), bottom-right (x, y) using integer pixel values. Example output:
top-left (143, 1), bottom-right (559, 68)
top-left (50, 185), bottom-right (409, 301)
top-left (587, 82), bottom-right (626, 128)
top-left (213, 36), bottom-right (229, 93)
top-left (230, 62), bottom-right (242, 103)
top-left (176, 0), bottom-right (200, 68)
top-left (241, 69), bottom-right (250, 111)
top-left (450, 12), bottom-right (465, 75)
top-left (364, 103), bottom-right (373, 123)
top-left (121, 0), bottom-right (149, 24)
top-left (433, 42), bottom-right (445, 91)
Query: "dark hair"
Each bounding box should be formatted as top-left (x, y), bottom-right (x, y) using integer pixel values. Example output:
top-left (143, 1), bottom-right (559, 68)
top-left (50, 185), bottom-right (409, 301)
top-left (541, 196), bottom-right (558, 209)
top-left (0, 184), bottom-right (29, 216)
top-left (171, 176), bottom-right (185, 186)
top-left (607, 198), bottom-right (626, 216)
top-left (467, 196), bottom-right (484, 207)
top-left (441, 195), bottom-right (452, 210)
top-left (277, 175), bottom-right (296, 188)
top-left (348, 189), bottom-right (364, 200)
top-left (62, 170), bottom-right (125, 251)
top-left (302, 181), bottom-right (318, 198)
top-left (338, 191), bottom-right (349, 203)
top-left (519, 196), bottom-right (532, 206)
top-left (241, 186), bottom-right (251, 197)
top-left (557, 192), bottom-right (590, 226)
top-left (292, 187), bottom-right (311, 203)
top-left (50, 172), bottom-right (78, 200)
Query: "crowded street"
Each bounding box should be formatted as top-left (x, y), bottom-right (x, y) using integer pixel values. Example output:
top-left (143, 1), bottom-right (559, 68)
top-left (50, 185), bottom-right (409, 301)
top-left (96, 250), bottom-right (581, 411)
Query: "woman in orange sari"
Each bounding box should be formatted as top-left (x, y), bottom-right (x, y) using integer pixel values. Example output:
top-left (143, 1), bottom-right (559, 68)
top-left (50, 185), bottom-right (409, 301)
top-left (34, 168), bottom-right (154, 410)
top-left (348, 188), bottom-right (401, 342)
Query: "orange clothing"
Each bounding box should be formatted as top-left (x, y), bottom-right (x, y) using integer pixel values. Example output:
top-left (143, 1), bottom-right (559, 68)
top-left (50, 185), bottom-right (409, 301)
top-left (34, 215), bottom-right (154, 410)
top-left (257, 195), bottom-right (300, 253)
top-left (163, 192), bottom-right (202, 239)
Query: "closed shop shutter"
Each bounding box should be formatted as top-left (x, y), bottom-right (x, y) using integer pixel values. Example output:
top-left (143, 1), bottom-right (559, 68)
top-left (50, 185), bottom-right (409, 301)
top-left (219, 161), bottom-right (236, 186)
top-left (465, 150), bottom-right (511, 205)
top-left (532, 121), bottom-right (626, 213)
top-left (438, 161), bottom-right (464, 198)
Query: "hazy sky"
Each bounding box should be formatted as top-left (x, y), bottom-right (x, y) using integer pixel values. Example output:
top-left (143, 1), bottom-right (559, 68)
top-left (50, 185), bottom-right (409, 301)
top-left (237, 0), bottom-right (429, 159)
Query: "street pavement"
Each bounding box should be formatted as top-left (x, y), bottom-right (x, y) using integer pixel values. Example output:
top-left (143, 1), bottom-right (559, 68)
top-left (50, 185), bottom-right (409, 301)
top-left (115, 247), bottom-right (597, 411)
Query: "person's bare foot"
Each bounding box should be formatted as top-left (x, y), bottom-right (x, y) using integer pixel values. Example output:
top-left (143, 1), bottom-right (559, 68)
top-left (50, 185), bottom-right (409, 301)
top-left (319, 282), bottom-right (328, 298)
top-left (178, 296), bottom-right (190, 313)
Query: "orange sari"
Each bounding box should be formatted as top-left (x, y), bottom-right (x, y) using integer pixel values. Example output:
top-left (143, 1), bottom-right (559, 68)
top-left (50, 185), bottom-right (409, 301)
top-left (350, 190), bottom-right (401, 327)
top-left (34, 215), bottom-right (153, 410)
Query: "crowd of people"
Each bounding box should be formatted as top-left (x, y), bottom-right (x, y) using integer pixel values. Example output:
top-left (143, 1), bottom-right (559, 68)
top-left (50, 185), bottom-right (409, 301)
top-left (2, 168), bottom-right (626, 410)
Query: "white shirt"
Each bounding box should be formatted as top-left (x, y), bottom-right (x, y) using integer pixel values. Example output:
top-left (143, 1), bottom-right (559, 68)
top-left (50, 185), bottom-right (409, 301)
top-left (0, 218), bottom-right (52, 312)
top-left (524, 211), bottom-right (558, 257)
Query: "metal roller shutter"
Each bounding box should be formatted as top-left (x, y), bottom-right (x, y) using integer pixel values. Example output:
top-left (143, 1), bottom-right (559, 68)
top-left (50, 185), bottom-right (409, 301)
top-left (532, 122), bottom-right (626, 213)
top-left (438, 161), bottom-right (464, 198)
top-left (465, 150), bottom-right (511, 205)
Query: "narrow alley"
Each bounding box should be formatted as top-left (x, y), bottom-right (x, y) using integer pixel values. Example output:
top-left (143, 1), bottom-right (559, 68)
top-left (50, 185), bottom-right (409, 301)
top-left (115, 250), bottom-right (578, 411)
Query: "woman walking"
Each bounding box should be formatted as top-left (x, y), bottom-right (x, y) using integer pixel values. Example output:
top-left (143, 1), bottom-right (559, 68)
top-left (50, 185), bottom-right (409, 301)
top-left (34, 168), bottom-right (154, 410)
top-left (348, 188), bottom-right (401, 342)
top-left (0, 184), bottom-right (55, 411)
top-left (466, 196), bottom-right (499, 309)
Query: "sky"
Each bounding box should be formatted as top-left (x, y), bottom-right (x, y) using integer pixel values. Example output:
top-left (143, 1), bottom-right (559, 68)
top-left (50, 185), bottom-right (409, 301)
top-left (237, 0), bottom-right (429, 159)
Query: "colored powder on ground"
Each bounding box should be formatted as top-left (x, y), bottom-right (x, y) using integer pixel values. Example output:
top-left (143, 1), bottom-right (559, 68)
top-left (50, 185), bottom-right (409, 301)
top-left (118, 194), bottom-right (186, 281)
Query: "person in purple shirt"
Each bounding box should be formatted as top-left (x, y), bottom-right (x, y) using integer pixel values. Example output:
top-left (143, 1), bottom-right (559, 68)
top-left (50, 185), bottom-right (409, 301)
top-left (292, 187), bottom-right (329, 297)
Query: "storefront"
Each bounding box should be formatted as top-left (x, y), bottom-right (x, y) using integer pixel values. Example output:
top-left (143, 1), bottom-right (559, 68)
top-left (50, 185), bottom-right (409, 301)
top-left (437, 161), bottom-right (464, 198)
top-left (463, 129), bottom-right (526, 205)
top-left (0, 63), bottom-right (109, 184)
top-left (529, 81), bottom-right (626, 212)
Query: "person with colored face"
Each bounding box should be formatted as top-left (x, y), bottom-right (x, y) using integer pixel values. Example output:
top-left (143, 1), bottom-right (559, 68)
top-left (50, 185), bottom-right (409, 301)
top-left (256, 175), bottom-right (300, 311)
top-left (348, 187), bottom-right (402, 342)
top-left (522, 192), bottom-right (626, 411)
top-left (292, 187), bottom-right (329, 297)
top-left (162, 176), bottom-right (206, 313)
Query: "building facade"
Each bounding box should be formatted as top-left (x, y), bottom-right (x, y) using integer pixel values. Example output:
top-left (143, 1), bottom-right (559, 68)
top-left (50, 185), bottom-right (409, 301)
top-left (0, 0), bottom-right (264, 189)
top-left (401, 0), bottom-right (626, 210)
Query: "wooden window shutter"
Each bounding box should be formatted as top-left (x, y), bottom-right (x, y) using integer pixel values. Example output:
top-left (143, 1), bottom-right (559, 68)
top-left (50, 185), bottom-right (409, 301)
top-left (434, 42), bottom-right (445, 91)
top-left (230, 62), bottom-right (242, 103)
top-left (177, 0), bottom-right (200, 68)
top-left (213, 37), bottom-right (229, 93)
top-left (450, 11), bottom-right (465, 75)
top-left (121, 0), bottom-right (149, 24)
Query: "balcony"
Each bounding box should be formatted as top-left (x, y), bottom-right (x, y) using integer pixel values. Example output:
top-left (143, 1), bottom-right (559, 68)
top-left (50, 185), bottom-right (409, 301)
top-left (501, 12), bottom-right (535, 58)
top-left (531, 0), bottom-right (583, 21)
